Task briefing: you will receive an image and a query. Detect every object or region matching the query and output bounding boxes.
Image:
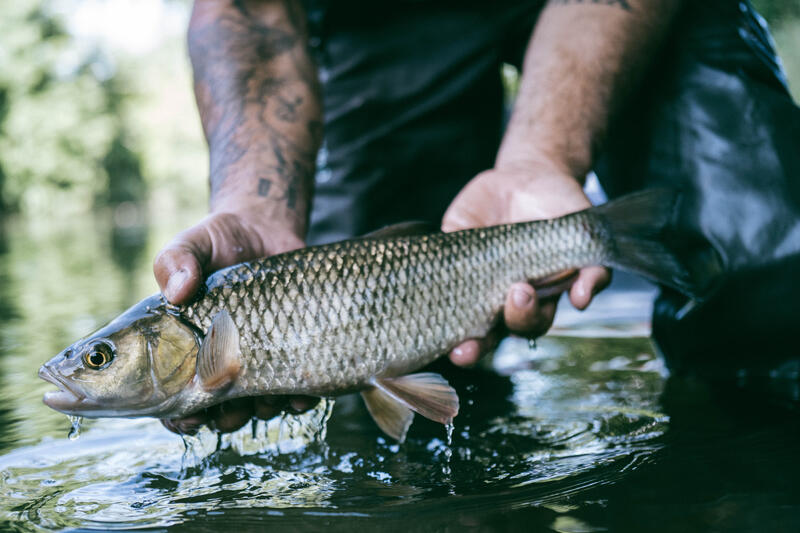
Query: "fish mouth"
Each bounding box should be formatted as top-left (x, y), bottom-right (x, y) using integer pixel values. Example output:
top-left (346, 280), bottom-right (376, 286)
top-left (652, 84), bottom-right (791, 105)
top-left (38, 366), bottom-right (98, 414)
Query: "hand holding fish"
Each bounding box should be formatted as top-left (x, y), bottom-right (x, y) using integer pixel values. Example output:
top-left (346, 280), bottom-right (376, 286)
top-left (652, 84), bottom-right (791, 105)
top-left (153, 209), bottom-right (317, 434)
top-left (148, 167), bottom-right (607, 438)
top-left (442, 165), bottom-right (612, 366)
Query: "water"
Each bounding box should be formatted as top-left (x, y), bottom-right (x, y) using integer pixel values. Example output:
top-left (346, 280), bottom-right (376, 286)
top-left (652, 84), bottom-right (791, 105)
top-left (1, 211), bottom-right (799, 532)
top-left (67, 416), bottom-right (82, 441)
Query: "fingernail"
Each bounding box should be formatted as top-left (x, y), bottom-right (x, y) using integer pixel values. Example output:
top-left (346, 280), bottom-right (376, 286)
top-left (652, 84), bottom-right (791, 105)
top-left (512, 287), bottom-right (533, 308)
top-left (452, 347), bottom-right (464, 358)
top-left (165, 269), bottom-right (189, 302)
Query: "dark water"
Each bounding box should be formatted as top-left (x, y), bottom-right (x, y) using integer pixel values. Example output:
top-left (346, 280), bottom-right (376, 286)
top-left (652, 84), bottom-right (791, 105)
top-left (0, 210), bottom-right (799, 532)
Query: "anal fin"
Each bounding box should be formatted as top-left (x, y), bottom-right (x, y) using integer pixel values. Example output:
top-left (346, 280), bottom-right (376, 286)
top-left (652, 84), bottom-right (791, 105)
top-left (197, 310), bottom-right (241, 391)
top-left (361, 387), bottom-right (414, 442)
top-left (374, 373), bottom-right (459, 425)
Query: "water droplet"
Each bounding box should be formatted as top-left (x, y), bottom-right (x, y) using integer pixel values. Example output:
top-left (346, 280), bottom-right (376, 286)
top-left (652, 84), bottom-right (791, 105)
top-left (528, 338), bottom-right (538, 351)
top-left (276, 413), bottom-right (288, 453)
top-left (314, 398), bottom-right (335, 443)
top-left (442, 423), bottom-right (455, 475)
top-left (67, 416), bottom-right (82, 440)
top-left (180, 434), bottom-right (202, 471)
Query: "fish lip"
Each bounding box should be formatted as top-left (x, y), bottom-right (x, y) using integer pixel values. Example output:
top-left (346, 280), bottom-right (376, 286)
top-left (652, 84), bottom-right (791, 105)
top-left (38, 365), bottom-right (84, 400)
top-left (38, 365), bottom-right (97, 413)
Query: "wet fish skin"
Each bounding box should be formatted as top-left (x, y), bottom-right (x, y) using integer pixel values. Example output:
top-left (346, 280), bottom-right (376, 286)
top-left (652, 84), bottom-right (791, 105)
top-left (40, 190), bottom-right (709, 438)
top-left (184, 210), bottom-right (604, 399)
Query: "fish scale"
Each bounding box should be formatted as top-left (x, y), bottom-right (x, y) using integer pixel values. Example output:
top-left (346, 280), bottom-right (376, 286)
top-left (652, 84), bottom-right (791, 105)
top-left (179, 212), bottom-right (600, 397)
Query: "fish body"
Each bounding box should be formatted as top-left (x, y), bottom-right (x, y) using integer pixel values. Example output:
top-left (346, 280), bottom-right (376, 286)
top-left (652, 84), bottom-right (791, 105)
top-left (186, 209), bottom-right (604, 397)
top-left (39, 190), bottom-right (714, 440)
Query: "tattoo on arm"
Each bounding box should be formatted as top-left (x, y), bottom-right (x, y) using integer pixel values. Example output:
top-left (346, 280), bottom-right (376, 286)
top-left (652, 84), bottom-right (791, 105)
top-left (548, 0), bottom-right (632, 11)
top-left (188, 0), bottom-right (321, 217)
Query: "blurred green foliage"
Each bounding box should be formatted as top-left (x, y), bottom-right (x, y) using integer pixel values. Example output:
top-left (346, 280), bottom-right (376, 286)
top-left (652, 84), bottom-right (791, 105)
top-left (755, 0), bottom-right (800, 103)
top-left (0, 0), bottom-right (206, 216)
top-left (752, 0), bottom-right (800, 24)
top-left (0, 2), bottom-right (127, 212)
top-left (0, 1), bottom-right (797, 217)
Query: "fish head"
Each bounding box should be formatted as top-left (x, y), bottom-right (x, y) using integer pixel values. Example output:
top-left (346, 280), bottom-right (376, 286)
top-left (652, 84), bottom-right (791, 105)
top-left (39, 295), bottom-right (201, 417)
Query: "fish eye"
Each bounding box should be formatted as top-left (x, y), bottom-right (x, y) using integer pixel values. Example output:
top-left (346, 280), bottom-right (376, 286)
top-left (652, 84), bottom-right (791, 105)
top-left (84, 343), bottom-right (114, 370)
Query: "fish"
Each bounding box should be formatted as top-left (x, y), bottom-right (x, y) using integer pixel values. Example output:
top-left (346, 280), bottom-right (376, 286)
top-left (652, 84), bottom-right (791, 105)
top-left (38, 189), bottom-right (716, 442)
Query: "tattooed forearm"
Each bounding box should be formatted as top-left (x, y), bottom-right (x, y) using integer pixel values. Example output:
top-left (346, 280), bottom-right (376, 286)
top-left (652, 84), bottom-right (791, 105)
top-left (188, 0), bottom-right (321, 230)
top-left (548, 0), bottom-right (632, 11)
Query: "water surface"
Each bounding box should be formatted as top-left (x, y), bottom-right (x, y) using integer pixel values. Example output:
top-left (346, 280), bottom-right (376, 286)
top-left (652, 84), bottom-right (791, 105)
top-left (0, 211), bottom-right (798, 532)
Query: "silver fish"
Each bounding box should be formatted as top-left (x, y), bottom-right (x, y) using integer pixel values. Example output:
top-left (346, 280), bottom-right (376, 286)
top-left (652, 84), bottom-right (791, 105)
top-left (39, 190), bottom-right (714, 441)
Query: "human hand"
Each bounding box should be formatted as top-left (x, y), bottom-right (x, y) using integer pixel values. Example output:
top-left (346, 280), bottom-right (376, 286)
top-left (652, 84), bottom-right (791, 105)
top-left (153, 211), bottom-right (319, 434)
top-left (441, 164), bottom-right (611, 366)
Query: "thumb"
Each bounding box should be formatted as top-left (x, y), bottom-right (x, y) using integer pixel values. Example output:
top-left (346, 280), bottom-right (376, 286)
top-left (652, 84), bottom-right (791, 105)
top-left (153, 226), bottom-right (211, 305)
top-left (441, 202), bottom-right (483, 233)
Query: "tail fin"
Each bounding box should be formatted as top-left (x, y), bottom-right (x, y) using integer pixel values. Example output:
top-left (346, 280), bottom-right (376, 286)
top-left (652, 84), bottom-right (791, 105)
top-left (592, 189), bottom-right (722, 300)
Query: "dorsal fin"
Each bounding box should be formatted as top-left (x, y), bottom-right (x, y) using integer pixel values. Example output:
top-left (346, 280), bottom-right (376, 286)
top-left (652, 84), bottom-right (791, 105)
top-left (361, 387), bottom-right (415, 442)
top-left (372, 373), bottom-right (459, 425)
top-left (360, 221), bottom-right (438, 239)
top-left (196, 310), bottom-right (241, 391)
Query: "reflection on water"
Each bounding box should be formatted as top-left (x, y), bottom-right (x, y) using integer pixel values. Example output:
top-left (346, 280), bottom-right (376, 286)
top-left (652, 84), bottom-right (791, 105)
top-left (0, 210), bottom-right (799, 532)
top-left (0, 337), bottom-right (668, 532)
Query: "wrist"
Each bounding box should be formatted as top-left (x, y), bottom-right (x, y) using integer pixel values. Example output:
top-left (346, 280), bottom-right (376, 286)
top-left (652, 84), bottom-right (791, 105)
top-left (211, 196), bottom-right (307, 246)
top-left (492, 152), bottom-right (588, 190)
top-left (495, 127), bottom-right (593, 182)
top-left (209, 161), bottom-right (314, 242)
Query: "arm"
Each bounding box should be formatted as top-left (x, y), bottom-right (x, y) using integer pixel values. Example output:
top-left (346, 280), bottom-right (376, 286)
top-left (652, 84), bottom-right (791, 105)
top-left (496, 0), bottom-right (681, 177)
top-left (154, 0), bottom-right (321, 304)
top-left (444, 0), bottom-right (683, 365)
top-left (155, 0), bottom-right (321, 433)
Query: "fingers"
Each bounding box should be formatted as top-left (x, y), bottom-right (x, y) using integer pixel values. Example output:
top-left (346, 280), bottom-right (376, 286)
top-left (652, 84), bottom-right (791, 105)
top-left (153, 225), bottom-right (212, 305)
top-left (160, 395), bottom-right (321, 435)
top-left (449, 339), bottom-right (482, 367)
top-left (161, 414), bottom-right (207, 436)
top-left (448, 282), bottom-right (558, 367)
top-left (440, 171), bottom-right (500, 233)
top-left (254, 396), bottom-right (286, 420)
top-left (441, 203), bottom-right (481, 233)
top-left (287, 395), bottom-right (319, 414)
top-left (253, 395), bottom-right (318, 418)
top-left (206, 398), bottom-right (254, 433)
top-left (504, 283), bottom-right (557, 336)
top-left (161, 399), bottom-right (254, 435)
top-left (448, 321), bottom-right (505, 367)
top-left (568, 266), bottom-right (612, 310)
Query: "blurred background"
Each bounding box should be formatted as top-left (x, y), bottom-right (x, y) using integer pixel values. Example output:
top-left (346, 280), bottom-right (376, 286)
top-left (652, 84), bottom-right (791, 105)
top-left (0, 0), bottom-right (204, 219)
top-left (0, 0), bottom-right (798, 219)
top-left (0, 5), bottom-right (798, 529)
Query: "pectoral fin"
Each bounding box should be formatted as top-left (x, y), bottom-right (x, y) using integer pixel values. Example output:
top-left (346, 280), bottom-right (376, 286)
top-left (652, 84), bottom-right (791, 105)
top-left (361, 387), bottom-right (415, 442)
top-left (373, 373), bottom-right (459, 425)
top-left (197, 310), bottom-right (241, 391)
